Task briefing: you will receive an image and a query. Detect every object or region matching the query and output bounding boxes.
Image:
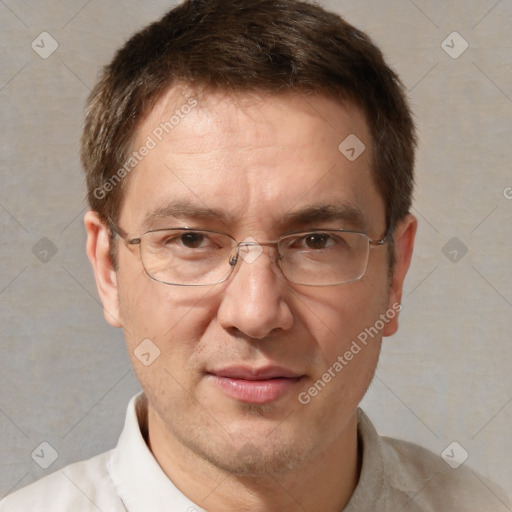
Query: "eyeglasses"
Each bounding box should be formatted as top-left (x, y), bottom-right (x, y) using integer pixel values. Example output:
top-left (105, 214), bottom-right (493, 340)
top-left (110, 224), bottom-right (390, 287)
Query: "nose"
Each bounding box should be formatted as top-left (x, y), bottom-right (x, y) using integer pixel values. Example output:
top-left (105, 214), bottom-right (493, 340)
top-left (217, 244), bottom-right (294, 339)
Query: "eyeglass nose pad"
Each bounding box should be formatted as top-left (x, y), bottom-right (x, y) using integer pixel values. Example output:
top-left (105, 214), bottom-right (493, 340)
top-left (229, 253), bottom-right (239, 267)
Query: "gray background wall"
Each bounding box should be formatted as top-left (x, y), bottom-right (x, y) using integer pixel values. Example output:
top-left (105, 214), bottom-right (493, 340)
top-left (1, 0), bottom-right (511, 502)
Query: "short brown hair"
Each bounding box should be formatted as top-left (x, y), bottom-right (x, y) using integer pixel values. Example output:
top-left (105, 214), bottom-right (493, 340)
top-left (81, 0), bottom-right (415, 240)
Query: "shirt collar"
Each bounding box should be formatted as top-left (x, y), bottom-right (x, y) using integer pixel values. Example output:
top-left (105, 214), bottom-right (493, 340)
top-left (343, 408), bottom-right (388, 510)
top-left (108, 393), bottom-right (206, 512)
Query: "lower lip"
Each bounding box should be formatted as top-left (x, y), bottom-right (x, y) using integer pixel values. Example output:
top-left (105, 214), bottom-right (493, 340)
top-left (211, 375), bottom-right (303, 404)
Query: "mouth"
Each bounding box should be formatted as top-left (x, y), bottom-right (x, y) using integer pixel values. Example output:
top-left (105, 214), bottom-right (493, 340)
top-left (207, 365), bottom-right (305, 404)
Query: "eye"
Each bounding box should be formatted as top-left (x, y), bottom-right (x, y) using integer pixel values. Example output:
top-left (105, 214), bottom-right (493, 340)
top-left (302, 233), bottom-right (334, 250)
top-left (178, 232), bottom-right (207, 249)
top-left (284, 231), bottom-right (353, 252)
top-left (157, 231), bottom-right (211, 250)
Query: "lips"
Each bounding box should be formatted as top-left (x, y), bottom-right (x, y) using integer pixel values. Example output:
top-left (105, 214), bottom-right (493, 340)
top-left (207, 365), bottom-right (304, 404)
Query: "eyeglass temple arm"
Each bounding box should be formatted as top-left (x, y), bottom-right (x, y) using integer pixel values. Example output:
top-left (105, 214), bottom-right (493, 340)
top-left (369, 225), bottom-right (394, 246)
top-left (107, 221), bottom-right (141, 245)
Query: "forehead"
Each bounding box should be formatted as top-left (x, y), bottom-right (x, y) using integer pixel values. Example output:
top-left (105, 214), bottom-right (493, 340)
top-left (142, 86), bottom-right (369, 156)
top-left (119, 87), bottom-right (384, 236)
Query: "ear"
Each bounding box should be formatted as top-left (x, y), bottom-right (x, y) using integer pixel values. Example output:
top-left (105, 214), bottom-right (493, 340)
top-left (382, 213), bottom-right (417, 337)
top-left (84, 210), bottom-right (123, 328)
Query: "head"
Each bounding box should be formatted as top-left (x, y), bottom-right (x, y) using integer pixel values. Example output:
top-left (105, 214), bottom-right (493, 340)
top-left (83, 0), bottom-right (417, 476)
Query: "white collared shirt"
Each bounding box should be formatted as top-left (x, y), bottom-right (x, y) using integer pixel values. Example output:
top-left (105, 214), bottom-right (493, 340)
top-left (1, 393), bottom-right (510, 511)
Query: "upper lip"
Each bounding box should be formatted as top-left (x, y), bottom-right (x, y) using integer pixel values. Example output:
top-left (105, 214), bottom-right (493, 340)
top-left (209, 365), bottom-right (303, 380)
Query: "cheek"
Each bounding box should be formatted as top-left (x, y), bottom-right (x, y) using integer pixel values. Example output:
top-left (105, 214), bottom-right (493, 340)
top-left (116, 262), bottom-right (161, 344)
top-left (115, 258), bottom-right (219, 360)
top-left (116, 275), bottom-right (207, 398)
top-left (297, 283), bottom-right (387, 409)
top-left (298, 274), bottom-right (389, 351)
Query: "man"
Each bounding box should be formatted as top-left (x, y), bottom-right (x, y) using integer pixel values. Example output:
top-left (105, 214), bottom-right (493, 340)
top-left (1, 0), bottom-right (509, 510)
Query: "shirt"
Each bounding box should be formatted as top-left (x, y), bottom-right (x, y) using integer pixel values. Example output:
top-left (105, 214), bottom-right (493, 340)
top-left (1, 393), bottom-right (510, 511)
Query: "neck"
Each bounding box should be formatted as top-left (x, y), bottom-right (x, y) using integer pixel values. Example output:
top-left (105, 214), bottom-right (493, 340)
top-left (146, 406), bottom-right (360, 512)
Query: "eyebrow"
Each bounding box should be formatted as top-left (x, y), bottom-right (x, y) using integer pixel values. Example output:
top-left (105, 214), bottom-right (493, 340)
top-left (139, 200), bottom-right (367, 233)
top-left (277, 204), bottom-right (368, 233)
top-left (140, 200), bottom-right (234, 231)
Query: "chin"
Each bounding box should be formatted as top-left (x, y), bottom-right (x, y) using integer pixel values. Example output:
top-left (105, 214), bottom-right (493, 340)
top-left (196, 439), bottom-right (307, 477)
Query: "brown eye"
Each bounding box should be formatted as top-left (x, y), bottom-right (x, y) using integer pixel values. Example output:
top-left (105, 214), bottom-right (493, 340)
top-left (180, 232), bottom-right (206, 248)
top-left (304, 233), bottom-right (330, 249)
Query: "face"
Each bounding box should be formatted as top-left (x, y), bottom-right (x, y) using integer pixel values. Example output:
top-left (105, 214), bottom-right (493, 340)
top-left (86, 88), bottom-right (416, 476)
